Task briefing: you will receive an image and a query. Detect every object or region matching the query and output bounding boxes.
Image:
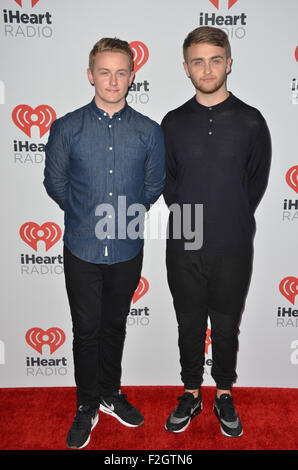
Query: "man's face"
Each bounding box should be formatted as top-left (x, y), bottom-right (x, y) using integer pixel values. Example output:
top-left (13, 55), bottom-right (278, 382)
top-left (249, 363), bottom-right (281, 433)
top-left (183, 43), bottom-right (232, 95)
top-left (87, 51), bottom-right (134, 110)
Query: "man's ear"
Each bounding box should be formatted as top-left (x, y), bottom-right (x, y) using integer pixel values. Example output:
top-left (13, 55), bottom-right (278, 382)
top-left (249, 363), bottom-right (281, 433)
top-left (183, 61), bottom-right (190, 78)
top-left (87, 68), bottom-right (94, 86)
top-left (226, 57), bottom-right (233, 75)
top-left (128, 71), bottom-right (135, 87)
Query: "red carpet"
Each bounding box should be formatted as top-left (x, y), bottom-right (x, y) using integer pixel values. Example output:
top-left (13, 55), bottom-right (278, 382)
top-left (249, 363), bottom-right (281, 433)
top-left (0, 386), bottom-right (297, 451)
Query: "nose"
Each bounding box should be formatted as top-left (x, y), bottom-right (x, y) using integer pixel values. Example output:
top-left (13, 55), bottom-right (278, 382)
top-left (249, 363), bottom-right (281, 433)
top-left (110, 73), bottom-right (118, 86)
top-left (204, 61), bottom-right (211, 74)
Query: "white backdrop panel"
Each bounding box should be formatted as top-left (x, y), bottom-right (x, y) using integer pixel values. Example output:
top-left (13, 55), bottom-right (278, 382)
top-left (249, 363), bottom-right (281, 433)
top-left (0, 0), bottom-right (297, 388)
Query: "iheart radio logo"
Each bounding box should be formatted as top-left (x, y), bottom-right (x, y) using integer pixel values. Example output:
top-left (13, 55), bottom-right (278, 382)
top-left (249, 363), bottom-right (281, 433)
top-left (14, 0), bottom-right (40, 7)
top-left (12, 104), bottom-right (56, 138)
top-left (129, 41), bottom-right (149, 73)
top-left (209, 0), bottom-right (239, 8)
top-left (133, 277), bottom-right (149, 303)
top-left (286, 166), bottom-right (298, 194)
top-left (279, 277), bottom-right (298, 305)
top-left (26, 327), bottom-right (65, 354)
top-left (20, 222), bottom-right (62, 251)
top-left (205, 328), bottom-right (212, 354)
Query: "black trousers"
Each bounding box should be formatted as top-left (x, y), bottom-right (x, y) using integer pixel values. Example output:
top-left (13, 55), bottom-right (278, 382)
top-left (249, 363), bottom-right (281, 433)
top-left (166, 249), bottom-right (252, 390)
top-left (63, 245), bottom-right (143, 408)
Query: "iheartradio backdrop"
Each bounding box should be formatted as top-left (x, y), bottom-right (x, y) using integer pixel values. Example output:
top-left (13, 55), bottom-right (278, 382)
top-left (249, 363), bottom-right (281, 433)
top-left (0, 0), bottom-right (297, 389)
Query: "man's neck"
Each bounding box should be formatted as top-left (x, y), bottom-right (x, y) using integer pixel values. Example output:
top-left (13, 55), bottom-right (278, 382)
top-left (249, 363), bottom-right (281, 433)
top-left (195, 87), bottom-right (229, 107)
top-left (94, 96), bottom-right (125, 118)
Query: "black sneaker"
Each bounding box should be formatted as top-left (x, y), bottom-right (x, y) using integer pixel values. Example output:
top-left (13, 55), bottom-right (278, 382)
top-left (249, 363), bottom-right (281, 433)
top-left (213, 393), bottom-right (243, 437)
top-left (165, 391), bottom-right (202, 433)
top-left (99, 390), bottom-right (144, 427)
top-left (66, 405), bottom-right (99, 449)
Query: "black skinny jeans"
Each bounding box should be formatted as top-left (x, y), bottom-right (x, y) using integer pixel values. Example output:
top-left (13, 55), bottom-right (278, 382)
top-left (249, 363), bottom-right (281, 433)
top-left (166, 249), bottom-right (252, 391)
top-left (63, 245), bottom-right (143, 408)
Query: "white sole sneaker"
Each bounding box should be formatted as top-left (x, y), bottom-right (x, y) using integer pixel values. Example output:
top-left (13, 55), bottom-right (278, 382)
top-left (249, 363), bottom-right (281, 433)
top-left (67, 411), bottom-right (99, 449)
top-left (99, 403), bottom-right (144, 427)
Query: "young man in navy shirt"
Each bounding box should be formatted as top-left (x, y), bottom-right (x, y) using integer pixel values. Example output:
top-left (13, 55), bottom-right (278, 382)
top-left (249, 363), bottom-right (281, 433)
top-left (162, 26), bottom-right (271, 437)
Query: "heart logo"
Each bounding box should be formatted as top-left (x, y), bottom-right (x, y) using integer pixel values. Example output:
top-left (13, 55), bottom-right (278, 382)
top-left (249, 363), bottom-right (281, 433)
top-left (279, 276), bottom-right (298, 305)
top-left (133, 277), bottom-right (149, 304)
top-left (228, 0), bottom-right (239, 8)
top-left (205, 328), bottom-right (212, 354)
top-left (285, 165), bottom-right (298, 194)
top-left (20, 222), bottom-right (62, 251)
top-left (129, 41), bottom-right (149, 73)
top-left (12, 104), bottom-right (56, 138)
top-left (209, 0), bottom-right (239, 8)
top-left (14, 0), bottom-right (40, 7)
top-left (26, 327), bottom-right (66, 354)
top-left (295, 46), bottom-right (298, 63)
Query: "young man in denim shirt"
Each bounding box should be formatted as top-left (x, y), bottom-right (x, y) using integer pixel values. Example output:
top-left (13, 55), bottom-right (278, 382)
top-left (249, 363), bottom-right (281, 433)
top-left (44, 37), bottom-right (165, 449)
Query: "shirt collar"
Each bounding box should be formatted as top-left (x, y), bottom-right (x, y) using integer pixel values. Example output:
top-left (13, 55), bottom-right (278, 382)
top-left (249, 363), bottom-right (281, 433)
top-left (189, 92), bottom-right (236, 113)
top-left (90, 97), bottom-right (128, 119)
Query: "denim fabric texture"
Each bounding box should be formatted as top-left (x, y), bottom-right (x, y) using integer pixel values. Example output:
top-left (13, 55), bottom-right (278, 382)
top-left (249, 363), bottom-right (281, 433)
top-left (44, 99), bottom-right (165, 264)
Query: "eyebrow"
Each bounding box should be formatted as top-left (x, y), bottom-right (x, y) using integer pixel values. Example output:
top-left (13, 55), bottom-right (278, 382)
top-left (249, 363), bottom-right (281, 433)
top-left (190, 55), bottom-right (224, 63)
top-left (97, 67), bottom-right (129, 72)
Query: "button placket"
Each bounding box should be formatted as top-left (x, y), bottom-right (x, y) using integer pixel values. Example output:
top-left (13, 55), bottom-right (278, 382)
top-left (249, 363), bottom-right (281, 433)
top-left (208, 107), bottom-right (214, 136)
top-left (107, 117), bottom-right (115, 198)
top-left (96, 110), bottom-right (117, 260)
top-left (106, 116), bottom-right (115, 253)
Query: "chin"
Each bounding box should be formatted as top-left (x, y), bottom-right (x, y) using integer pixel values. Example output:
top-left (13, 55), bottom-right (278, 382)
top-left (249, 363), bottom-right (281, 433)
top-left (198, 86), bottom-right (218, 95)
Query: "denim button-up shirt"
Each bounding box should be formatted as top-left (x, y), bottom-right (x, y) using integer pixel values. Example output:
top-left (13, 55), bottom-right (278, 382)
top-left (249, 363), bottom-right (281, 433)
top-left (44, 99), bottom-right (165, 264)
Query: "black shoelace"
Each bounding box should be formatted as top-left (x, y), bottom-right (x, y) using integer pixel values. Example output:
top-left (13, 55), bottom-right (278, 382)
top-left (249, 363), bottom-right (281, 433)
top-left (114, 392), bottom-right (133, 411)
top-left (175, 394), bottom-right (196, 417)
top-left (217, 394), bottom-right (236, 420)
top-left (73, 406), bottom-right (94, 430)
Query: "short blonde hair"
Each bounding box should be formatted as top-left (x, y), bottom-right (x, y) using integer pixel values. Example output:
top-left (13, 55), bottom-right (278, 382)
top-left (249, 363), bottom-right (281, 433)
top-left (89, 37), bottom-right (134, 72)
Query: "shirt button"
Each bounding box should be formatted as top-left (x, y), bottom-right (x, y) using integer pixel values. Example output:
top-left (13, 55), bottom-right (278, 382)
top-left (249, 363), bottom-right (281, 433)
top-left (209, 118), bottom-right (213, 122)
top-left (107, 235), bottom-right (110, 239)
top-left (108, 215), bottom-right (112, 219)
top-left (109, 146), bottom-right (113, 150)
top-left (209, 107), bottom-right (212, 111)
top-left (109, 192), bottom-right (113, 196)
top-left (98, 117), bottom-right (101, 120)
top-left (209, 131), bottom-right (212, 135)
top-left (104, 113), bottom-right (107, 116)
top-left (118, 118), bottom-right (121, 121)
top-left (108, 124), bottom-right (112, 128)
top-left (109, 170), bottom-right (113, 173)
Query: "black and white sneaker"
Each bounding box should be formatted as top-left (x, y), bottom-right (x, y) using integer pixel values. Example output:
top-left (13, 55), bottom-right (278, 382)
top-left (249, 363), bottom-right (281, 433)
top-left (213, 393), bottom-right (243, 437)
top-left (99, 390), bottom-right (144, 427)
top-left (165, 391), bottom-right (202, 433)
top-left (66, 405), bottom-right (99, 449)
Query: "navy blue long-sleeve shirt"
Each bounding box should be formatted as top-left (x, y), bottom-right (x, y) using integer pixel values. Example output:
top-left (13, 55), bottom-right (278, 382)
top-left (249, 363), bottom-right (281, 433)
top-left (44, 99), bottom-right (165, 264)
top-left (161, 92), bottom-right (271, 255)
